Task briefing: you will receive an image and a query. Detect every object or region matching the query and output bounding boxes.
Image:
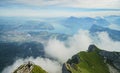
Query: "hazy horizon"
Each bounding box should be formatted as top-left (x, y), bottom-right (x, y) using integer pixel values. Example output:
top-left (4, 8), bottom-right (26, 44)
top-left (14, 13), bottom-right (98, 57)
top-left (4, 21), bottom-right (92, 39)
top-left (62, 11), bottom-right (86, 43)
top-left (0, 0), bottom-right (120, 17)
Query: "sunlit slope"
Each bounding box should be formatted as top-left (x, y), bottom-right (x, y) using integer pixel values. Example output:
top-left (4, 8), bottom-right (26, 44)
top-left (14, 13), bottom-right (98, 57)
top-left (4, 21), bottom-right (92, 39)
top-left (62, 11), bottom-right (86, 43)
top-left (62, 45), bottom-right (120, 73)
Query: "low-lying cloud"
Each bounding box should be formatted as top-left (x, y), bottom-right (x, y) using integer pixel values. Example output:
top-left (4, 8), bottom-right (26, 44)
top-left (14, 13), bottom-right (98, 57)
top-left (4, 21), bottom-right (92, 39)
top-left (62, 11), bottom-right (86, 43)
top-left (2, 57), bottom-right (62, 73)
top-left (108, 24), bottom-right (120, 31)
top-left (2, 30), bottom-right (120, 73)
top-left (2, 0), bottom-right (120, 9)
top-left (45, 30), bottom-right (120, 63)
top-left (95, 32), bottom-right (120, 51)
top-left (45, 30), bottom-right (92, 63)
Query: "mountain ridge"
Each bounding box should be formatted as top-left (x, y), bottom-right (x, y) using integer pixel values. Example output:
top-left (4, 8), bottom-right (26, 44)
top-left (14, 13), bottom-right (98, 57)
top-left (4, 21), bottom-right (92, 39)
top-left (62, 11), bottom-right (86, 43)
top-left (62, 44), bottom-right (120, 73)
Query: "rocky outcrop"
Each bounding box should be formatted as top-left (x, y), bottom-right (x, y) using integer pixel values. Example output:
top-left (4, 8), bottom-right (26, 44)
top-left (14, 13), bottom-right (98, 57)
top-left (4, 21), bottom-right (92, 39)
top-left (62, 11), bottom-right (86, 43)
top-left (13, 61), bottom-right (34, 73)
top-left (87, 44), bottom-right (100, 52)
top-left (62, 63), bottom-right (71, 73)
top-left (62, 54), bottom-right (81, 73)
top-left (67, 55), bottom-right (80, 65)
top-left (88, 44), bottom-right (97, 52)
top-left (99, 50), bottom-right (120, 71)
top-left (107, 64), bottom-right (120, 73)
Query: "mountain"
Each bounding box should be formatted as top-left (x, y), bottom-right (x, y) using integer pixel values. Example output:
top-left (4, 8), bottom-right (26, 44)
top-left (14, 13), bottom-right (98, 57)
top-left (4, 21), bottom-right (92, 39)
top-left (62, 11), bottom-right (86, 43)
top-left (90, 25), bottom-right (120, 41)
top-left (61, 16), bottom-right (110, 30)
top-left (62, 45), bottom-right (120, 73)
top-left (0, 42), bottom-right (45, 73)
top-left (0, 21), bottom-right (54, 32)
top-left (104, 15), bottom-right (120, 25)
top-left (61, 17), bottom-right (94, 30)
top-left (13, 61), bottom-right (47, 73)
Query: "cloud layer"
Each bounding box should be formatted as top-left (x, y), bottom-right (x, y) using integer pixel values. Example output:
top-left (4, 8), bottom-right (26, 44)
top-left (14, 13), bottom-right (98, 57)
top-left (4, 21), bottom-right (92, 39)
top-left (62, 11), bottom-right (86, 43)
top-left (45, 30), bottom-right (120, 63)
top-left (96, 32), bottom-right (120, 51)
top-left (45, 30), bottom-right (92, 63)
top-left (0, 8), bottom-right (120, 17)
top-left (2, 30), bottom-right (120, 73)
top-left (108, 24), bottom-right (120, 31)
top-left (0, 0), bottom-right (120, 17)
top-left (1, 0), bottom-right (120, 9)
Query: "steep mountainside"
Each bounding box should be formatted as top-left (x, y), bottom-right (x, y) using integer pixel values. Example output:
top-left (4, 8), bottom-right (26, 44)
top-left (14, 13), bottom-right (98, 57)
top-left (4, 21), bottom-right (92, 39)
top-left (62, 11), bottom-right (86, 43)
top-left (62, 45), bottom-right (120, 73)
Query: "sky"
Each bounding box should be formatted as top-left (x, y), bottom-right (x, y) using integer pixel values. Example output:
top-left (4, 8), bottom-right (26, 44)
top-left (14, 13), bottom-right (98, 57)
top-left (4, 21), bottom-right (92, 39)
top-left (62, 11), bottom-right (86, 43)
top-left (0, 0), bottom-right (120, 17)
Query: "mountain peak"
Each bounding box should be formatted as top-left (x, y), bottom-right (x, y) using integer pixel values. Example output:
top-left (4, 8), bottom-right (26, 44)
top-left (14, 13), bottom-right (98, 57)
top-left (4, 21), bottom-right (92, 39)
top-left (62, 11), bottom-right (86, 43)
top-left (62, 45), bottom-right (120, 73)
top-left (88, 44), bottom-right (100, 52)
top-left (13, 61), bottom-right (47, 73)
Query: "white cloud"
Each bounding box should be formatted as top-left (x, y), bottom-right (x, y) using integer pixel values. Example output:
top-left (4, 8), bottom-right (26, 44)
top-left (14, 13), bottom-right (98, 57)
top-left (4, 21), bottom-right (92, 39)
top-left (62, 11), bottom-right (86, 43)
top-left (45, 30), bottom-right (120, 63)
top-left (60, 0), bottom-right (120, 9)
top-left (2, 59), bottom-right (23, 73)
top-left (1, 0), bottom-right (120, 17)
top-left (2, 57), bottom-right (62, 73)
top-left (95, 32), bottom-right (120, 51)
top-left (0, 8), bottom-right (120, 17)
top-left (10, 0), bottom-right (120, 9)
top-left (108, 24), bottom-right (120, 31)
top-left (45, 30), bottom-right (92, 63)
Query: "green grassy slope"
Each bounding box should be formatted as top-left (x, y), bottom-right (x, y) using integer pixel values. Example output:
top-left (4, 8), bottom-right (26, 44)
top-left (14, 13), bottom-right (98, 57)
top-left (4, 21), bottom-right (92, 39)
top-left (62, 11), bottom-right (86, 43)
top-left (65, 48), bottom-right (110, 73)
top-left (31, 65), bottom-right (47, 73)
top-left (13, 64), bottom-right (47, 73)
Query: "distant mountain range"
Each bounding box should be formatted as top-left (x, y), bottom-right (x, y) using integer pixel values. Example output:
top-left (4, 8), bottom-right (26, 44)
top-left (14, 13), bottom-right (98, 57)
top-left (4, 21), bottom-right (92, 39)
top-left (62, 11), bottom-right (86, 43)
top-left (0, 16), bottom-right (120, 34)
top-left (61, 16), bottom-right (110, 30)
top-left (0, 21), bottom-right (54, 32)
top-left (104, 15), bottom-right (120, 25)
top-left (90, 25), bottom-right (120, 41)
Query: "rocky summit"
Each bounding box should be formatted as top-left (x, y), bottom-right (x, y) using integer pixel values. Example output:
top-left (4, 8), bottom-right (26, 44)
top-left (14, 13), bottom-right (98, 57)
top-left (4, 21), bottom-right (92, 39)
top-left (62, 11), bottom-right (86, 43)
top-left (13, 61), bottom-right (47, 73)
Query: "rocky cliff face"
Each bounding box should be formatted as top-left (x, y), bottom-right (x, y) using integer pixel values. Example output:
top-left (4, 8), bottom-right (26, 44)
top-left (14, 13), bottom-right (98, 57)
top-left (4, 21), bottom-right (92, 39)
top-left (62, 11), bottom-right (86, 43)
top-left (88, 44), bottom-right (120, 71)
top-left (62, 45), bottom-right (120, 73)
top-left (99, 50), bottom-right (120, 71)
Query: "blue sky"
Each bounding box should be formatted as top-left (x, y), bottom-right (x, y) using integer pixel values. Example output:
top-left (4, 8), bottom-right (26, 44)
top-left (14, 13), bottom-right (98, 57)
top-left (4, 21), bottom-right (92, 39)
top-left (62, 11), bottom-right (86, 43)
top-left (0, 0), bottom-right (120, 17)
